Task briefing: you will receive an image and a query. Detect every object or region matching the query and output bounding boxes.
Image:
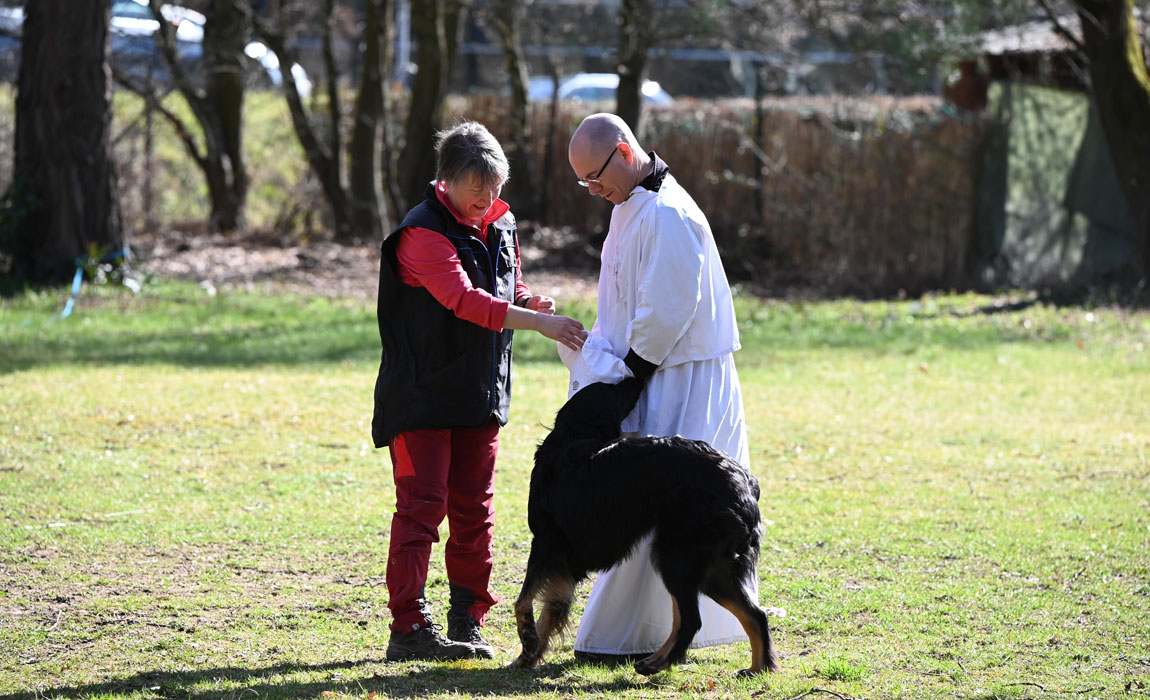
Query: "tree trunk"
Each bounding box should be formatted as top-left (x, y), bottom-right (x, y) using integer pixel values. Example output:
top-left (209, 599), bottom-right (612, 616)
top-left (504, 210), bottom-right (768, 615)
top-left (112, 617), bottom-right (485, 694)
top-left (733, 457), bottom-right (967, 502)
top-left (348, 0), bottom-right (391, 240)
top-left (379, 1), bottom-right (404, 226)
top-left (400, 0), bottom-right (470, 209)
top-left (322, 0), bottom-right (341, 166)
top-left (200, 0), bottom-right (250, 232)
top-left (145, 0), bottom-right (249, 233)
top-left (616, 0), bottom-right (652, 138)
top-left (537, 59), bottom-right (561, 224)
top-left (255, 0), bottom-right (352, 238)
top-left (489, 0), bottom-right (534, 218)
top-left (3, 0), bottom-right (123, 285)
top-left (1073, 0), bottom-right (1150, 282)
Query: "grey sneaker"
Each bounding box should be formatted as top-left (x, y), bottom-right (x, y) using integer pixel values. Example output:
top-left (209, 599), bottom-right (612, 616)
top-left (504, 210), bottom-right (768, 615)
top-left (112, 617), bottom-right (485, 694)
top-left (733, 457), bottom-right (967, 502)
top-left (447, 613), bottom-right (495, 659)
top-left (386, 623), bottom-right (478, 662)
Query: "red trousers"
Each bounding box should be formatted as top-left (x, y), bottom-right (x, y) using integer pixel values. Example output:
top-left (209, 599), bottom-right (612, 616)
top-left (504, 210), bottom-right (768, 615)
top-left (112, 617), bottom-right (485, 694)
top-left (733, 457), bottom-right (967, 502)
top-left (386, 419), bottom-right (499, 632)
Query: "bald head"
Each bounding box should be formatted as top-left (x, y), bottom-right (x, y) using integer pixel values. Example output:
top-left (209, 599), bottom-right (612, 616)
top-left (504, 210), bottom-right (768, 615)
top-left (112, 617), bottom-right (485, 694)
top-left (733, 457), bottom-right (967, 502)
top-left (569, 113), bottom-right (641, 161)
top-left (568, 113), bottom-right (651, 205)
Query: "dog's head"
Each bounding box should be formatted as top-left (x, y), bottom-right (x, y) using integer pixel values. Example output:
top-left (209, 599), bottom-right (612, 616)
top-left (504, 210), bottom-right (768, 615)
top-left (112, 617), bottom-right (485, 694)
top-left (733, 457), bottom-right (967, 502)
top-left (548, 376), bottom-right (645, 443)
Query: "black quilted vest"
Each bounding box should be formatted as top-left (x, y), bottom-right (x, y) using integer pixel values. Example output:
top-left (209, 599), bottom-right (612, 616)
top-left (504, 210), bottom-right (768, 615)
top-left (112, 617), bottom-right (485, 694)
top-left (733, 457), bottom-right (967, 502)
top-left (371, 183), bottom-right (518, 447)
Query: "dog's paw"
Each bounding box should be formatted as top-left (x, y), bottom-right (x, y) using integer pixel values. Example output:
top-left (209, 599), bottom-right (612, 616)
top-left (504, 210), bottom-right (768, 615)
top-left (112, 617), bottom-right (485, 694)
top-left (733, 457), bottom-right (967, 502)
top-left (508, 654), bottom-right (537, 670)
top-left (736, 667), bottom-right (768, 677)
top-left (633, 656), bottom-right (667, 676)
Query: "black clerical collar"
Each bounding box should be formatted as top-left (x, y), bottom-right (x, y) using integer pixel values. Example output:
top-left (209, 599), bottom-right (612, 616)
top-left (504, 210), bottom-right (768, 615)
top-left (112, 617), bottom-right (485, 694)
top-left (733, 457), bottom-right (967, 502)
top-left (638, 151), bottom-right (670, 192)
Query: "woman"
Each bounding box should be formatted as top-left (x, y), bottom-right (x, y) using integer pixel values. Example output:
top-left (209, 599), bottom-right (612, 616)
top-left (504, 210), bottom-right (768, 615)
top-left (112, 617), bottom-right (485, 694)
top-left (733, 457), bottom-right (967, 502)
top-left (372, 121), bottom-right (586, 662)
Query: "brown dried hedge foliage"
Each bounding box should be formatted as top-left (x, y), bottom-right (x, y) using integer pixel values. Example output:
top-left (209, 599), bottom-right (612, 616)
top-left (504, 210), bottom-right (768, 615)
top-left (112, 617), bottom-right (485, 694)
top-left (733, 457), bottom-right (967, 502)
top-left (455, 95), bottom-right (987, 297)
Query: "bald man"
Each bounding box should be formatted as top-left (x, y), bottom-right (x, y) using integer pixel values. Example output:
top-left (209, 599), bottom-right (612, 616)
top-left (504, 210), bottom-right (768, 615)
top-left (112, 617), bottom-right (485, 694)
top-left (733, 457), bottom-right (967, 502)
top-left (564, 113), bottom-right (756, 661)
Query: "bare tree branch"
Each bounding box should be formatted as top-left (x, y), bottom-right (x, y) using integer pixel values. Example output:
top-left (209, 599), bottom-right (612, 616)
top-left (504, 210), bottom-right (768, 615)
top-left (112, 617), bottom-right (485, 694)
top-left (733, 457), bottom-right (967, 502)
top-left (1037, 0), bottom-right (1087, 52)
top-left (111, 69), bottom-right (207, 168)
top-left (146, 0), bottom-right (207, 111)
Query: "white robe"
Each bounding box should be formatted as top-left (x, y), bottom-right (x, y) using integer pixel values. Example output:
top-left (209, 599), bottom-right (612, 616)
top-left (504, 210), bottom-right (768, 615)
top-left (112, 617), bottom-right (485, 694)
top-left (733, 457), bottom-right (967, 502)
top-left (559, 174), bottom-right (755, 655)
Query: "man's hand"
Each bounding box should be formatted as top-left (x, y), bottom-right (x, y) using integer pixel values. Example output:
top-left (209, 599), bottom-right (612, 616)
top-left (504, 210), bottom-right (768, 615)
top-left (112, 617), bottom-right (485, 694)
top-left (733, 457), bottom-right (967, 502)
top-left (537, 314), bottom-right (587, 351)
top-left (503, 300), bottom-right (587, 350)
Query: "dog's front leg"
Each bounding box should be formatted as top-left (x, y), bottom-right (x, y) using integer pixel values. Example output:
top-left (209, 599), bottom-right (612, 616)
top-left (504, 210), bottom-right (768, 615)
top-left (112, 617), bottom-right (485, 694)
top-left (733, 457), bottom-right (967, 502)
top-left (509, 573), bottom-right (576, 669)
top-left (509, 589), bottom-right (541, 669)
top-left (509, 545), bottom-right (548, 669)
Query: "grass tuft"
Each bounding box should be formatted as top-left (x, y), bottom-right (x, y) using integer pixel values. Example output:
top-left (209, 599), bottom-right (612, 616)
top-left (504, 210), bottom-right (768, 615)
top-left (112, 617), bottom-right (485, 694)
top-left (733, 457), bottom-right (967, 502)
top-left (815, 656), bottom-right (869, 682)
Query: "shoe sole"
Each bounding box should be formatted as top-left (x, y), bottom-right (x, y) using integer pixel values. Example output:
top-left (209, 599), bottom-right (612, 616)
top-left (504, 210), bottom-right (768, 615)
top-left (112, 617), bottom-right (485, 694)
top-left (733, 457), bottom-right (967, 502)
top-left (386, 650), bottom-right (477, 662)
top-left (447, 638), bottom-right (495, 659)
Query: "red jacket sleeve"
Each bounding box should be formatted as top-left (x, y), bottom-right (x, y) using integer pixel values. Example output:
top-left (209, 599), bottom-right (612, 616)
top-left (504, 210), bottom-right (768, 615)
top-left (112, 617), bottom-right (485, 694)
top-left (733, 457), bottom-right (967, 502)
top-left (395, 226), bottom-right (512, 331)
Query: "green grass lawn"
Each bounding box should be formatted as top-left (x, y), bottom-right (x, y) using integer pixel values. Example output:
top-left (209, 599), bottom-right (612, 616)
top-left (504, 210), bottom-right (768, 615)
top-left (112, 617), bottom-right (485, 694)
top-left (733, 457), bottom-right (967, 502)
top-left (1, 281), bottom-right (1148, 700)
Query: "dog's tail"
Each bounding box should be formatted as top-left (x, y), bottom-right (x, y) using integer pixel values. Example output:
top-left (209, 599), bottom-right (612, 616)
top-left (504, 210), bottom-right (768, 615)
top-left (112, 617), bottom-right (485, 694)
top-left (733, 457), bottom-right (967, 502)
top-left (730, 469), bottom-right (764, 576)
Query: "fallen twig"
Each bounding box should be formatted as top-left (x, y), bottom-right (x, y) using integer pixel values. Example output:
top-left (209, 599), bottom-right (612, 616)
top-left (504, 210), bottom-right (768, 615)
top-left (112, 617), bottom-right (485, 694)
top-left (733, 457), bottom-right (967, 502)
top-left (785, 688), bottom-right (859, 700)
top-left (44, 610), bottom-right (65, 632)
top-left (1064, 564), bottom-right (1088, 589)
top-left (1004, 682), bottom-right (1045, 691)
top-left (102, 509), bottom-right (149, 518)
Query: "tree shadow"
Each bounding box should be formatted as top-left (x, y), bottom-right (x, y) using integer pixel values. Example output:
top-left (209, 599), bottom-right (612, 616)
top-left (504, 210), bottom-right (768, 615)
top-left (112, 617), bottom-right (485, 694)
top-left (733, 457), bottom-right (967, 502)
top-left (0, 658), bottom-right (650, 700)
top-left (0, 316), bottom-right (380, 375)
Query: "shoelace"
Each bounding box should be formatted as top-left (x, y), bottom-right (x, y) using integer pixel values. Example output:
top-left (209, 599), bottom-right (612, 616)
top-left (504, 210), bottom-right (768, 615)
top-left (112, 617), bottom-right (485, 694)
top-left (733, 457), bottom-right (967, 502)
top-left (423, 622), bottom-right (450, 639)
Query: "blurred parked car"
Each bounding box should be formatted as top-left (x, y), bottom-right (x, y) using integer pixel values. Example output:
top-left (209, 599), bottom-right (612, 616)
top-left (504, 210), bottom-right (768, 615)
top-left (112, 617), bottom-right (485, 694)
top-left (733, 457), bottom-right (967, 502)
top-left (111, 0), bottom-right (205, 41)
top-left (527, 72), bottom-right (673, 105)
top-left (0, 1), bottom-right (311, 96)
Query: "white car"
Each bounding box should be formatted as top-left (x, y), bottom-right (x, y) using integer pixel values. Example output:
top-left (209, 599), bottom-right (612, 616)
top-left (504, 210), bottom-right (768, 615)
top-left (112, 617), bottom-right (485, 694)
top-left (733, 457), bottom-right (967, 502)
top-left (111, 0), bottom-right (311, 96)
top-left (110, 0), bottom-right (205, 41)
top-left (0, 1), bottom-right (311, 95)
top-left (528, 72), bottom-right (673, 105)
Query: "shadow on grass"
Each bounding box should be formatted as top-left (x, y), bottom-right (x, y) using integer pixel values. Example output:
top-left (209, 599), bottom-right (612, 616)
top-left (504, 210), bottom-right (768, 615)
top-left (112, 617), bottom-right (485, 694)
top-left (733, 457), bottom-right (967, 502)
top-left (0, 658), bottom-right (647, 700)
top-left (0, 283), bottom-right (578, 374)
top-left (0, 317), bottom-right (381, 375)
top-left (0, 319), bottom-right (576, 375)
top-left (2, 283), bottom-right (1125, 375)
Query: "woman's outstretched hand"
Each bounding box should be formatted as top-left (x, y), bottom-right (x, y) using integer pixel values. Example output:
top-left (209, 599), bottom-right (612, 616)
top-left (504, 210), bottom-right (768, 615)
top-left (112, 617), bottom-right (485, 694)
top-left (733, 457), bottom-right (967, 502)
top-left (525, 295), bottom-right (556, 314)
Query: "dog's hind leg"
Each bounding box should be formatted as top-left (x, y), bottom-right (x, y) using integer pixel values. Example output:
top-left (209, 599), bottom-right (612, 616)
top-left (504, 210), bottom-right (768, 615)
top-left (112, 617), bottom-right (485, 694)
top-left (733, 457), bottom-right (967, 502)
top-left (634, 588), bottom-right (702, 676)
top-left (703, 572), bottom-right (780, 675)
top-left (636, 546), bottom-right (705, 676)
top-left (632, 596), bottom-right (680, 675)
top-left (651, 596), bottom-right (681, 660)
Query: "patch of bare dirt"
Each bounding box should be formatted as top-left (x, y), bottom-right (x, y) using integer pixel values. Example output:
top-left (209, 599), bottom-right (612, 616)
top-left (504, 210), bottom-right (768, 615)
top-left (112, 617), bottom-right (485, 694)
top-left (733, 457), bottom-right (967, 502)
top-left (0, 541), bottom-right (384, 668)
top-left (133, 224), bottom-right (601, 302)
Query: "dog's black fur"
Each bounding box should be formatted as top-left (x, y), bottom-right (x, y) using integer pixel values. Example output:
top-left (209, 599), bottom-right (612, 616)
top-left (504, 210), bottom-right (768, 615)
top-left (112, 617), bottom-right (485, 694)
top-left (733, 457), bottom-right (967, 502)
top-left (509, 377), bottom-right (779, 676)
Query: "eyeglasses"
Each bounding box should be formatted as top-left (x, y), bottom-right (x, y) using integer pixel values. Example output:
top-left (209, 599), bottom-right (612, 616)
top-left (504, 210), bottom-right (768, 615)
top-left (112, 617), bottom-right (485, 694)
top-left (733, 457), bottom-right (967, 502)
top-left (577, 146), bottom-right (618, 187)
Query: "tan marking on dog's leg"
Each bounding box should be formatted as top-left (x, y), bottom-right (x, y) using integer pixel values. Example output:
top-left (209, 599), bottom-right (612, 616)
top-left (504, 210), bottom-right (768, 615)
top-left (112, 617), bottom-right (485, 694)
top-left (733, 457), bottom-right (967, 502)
top-left (651, 597), bottom-right (681, 660)
top-left (510, 588), bottom-right (541, 668)
top-left (533, 576), bottom-right (576, 663)
top-left (635, 596), bottom-right (681, 675)
top-left (716, 599), bottom-right (766, 674)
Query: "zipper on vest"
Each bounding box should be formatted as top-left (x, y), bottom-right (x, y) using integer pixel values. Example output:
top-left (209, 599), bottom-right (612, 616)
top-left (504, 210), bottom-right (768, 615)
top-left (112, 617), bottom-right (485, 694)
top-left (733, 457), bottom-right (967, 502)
top-left (486, 227), bottom-right (501, 415)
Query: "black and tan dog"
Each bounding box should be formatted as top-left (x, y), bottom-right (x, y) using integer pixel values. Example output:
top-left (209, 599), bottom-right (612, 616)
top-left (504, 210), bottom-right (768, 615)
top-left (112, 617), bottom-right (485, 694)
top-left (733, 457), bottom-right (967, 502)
top-left (509, 377), bottom-right (779, 676)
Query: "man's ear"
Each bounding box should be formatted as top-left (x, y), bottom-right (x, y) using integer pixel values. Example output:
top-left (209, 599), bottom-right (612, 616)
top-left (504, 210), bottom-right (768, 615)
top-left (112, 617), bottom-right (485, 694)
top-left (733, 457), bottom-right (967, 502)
top-left (618, 143), bottom-right (634, 163)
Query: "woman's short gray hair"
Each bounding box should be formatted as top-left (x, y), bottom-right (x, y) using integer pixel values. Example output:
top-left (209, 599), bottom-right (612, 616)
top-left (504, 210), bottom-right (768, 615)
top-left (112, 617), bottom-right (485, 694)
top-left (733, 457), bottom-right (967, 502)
top-left (435, 121), bottom-right (510, 188)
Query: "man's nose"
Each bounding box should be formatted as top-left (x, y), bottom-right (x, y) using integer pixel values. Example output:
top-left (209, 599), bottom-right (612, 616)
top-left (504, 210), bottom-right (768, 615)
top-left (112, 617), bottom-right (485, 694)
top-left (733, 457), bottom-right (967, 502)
top-left (587, 181), bottom-right (604, 196)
